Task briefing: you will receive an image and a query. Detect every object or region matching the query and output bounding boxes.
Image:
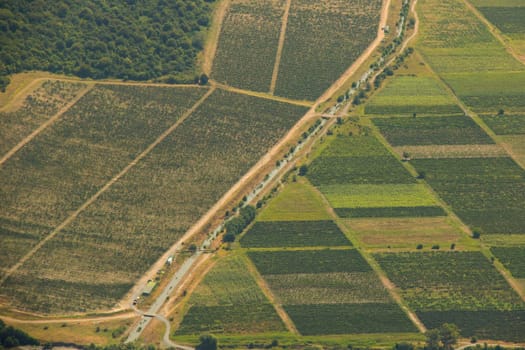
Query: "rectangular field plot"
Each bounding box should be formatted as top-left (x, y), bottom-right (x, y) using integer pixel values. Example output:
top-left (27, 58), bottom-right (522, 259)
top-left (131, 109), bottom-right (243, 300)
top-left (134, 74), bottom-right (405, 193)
top-left (0, 80), bottom-right (86, 156)
top-left (248, 249), bottom-right (370, 275)
top-left (392, 145), bottom-right (507, 159)
top-left (417, 0), bottom-right (524, 74)
top-left (176, 255), bottom-right (284, 335)
top-left (257, 180), bottom-right (331, 222)
top-left (442, 72), bottom-right (525, 112)
top-left (274, 0), bottom-right (382, 101)
top-left (308, 156), bottom-right (415, 186)
top-left (491, 247), bottom-right (525, 278)
top-left (211, 0), bottom-right (285, 92)
top-left (0, 85), bottom-right (207, 274)
top-left (481, 114), bottom-right (525, 135)
top-left (417, 310), bottom-right (525, 343)
top-left (284, 304), bottom-right (417, 335)
top-left (476, 6), bottom-right (525, 34)
top-left (263, 272), bottom-right (391, 305)
top-left (412, 157), bottom-right (525, 234)
top-left (2, 89), bottom-right (308, 313)
top-left (335, 206), bottom-right (446, 218)
top-left (240, 220), bottom-right (350, 248)
top-left (347, 217), bottom-right (463, 248)
top-left (307, 136), bottom-right (415, 186)
top-left (375, 251), bottom-right (525, 341)
top-left (373, 116), bottom-right (494, 146)
top-left (365, 76), bottom-right (462, 116)
top-left (315, 136), bottom-right (391, 158)
top-left (319, 184), bottom-right (438, 208)
top-left (249, 249), bottom-right (416, 335)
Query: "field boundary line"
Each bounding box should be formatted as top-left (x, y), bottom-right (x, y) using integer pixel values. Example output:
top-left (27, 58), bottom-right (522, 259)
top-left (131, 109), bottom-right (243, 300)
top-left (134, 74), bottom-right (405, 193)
top-left (212, 81), bottom-right (313, 107)
top-left (0, 77), bottom-right (45, 113)
top-left (307, 180), bottom-right (427, 333)
top-left (1, 311), bottom-right (137, 325)
top-left (462, 0), bottom-right (524, 65)
top-left (203, 0), bottom-right (231, 76)
top-left (0, 84), bottom-right (93, 167)
top-left (0, 87), bottom-right (216, 286)
top-left (269, 0), bottom-right (292, 94)
top-left (242, 254), bottom-right (299, 335)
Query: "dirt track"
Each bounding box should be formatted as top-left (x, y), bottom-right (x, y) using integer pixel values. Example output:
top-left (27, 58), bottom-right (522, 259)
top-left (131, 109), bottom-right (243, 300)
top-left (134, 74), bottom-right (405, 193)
top-left (269, 0), bottom-right (292, 94)
top-left (0, 84), bottom-right (93, 167)
top-left (0, 88), bottom-right (216, 288)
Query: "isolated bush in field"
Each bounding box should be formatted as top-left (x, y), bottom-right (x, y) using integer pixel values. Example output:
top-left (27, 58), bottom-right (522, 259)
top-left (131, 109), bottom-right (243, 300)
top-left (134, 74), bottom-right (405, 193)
top-left (299, 165), bottom-right (308, 176)
top-left (197, 334), bottom-right (217, 350)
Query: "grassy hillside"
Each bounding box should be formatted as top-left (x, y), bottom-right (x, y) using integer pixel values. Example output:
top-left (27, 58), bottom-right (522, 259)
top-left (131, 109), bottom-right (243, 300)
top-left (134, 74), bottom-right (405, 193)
top-left (0, 0), bottom-right (216, 89)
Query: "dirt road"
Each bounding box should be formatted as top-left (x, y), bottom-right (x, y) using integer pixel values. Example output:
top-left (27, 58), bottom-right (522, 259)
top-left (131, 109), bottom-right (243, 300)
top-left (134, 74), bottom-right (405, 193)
top-left (0, 88), bottom-right (215, 287)
top-left (0, 84), bottom-right (93, 167)
top-left (269, 0), bottom-right (292, 94)
top-left (1, 312), bottom-right (136, 325)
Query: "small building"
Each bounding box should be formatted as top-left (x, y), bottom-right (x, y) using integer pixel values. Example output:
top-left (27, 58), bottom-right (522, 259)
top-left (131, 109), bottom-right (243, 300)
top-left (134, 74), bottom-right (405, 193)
top-left (142, 281), bottom-right (157, 296)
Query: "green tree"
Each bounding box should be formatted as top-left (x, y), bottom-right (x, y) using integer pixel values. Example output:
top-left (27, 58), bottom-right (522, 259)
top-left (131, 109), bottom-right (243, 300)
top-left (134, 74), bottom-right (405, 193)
top-left (298, 165), bottom-right (308, 176)
top-left (425, 329), bottom-right (440, 350)
top-left (439, 323), bottom-right (460, 350)
top-left (197, 334), bottom-right (217, 350)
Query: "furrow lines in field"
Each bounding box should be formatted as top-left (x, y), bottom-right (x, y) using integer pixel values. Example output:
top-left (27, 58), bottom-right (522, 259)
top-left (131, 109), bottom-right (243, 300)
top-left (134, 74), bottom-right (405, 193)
top-left (0, 87), bottom-right (216, 286)
top-left (0, 84), bottom-right (93, 167)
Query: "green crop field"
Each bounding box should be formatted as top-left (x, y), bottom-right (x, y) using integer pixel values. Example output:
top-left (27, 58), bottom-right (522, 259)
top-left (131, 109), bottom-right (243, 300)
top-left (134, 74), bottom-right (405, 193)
top-left (315, 136), bottom-right (391, 158)
top-left (481, 114), bottom-right (525, 135)
top-left (307, 136), bottom-right (415, 186)
top-left (471, 0), bottom-right (525, 59)
top-left (240, 220), bottom-right (350, 248)
top-left (212, 0), bottom-right (284, 92)
top-left (417, 0), bottom-right (523, 72)
top-left (475, 6), bottom-right (525, 34)
top-left (248, 249), bottom-right (370, 275)
top-left (274, 0), bottom-right (382, 101)
top-left (491, 247), bottom-right (525, 278)
top-left (375, 252), bottom-right (525, 310)
top-left (391, 144), bottom-right (507, 159)
top-left (365, 76), bottom-right (462, 115)
top-left (417, 310), bottom-right (525, 343)
top-left (257, 180), bottom-right (331, 222)
top-left (249, 249), bottom-right (416, 335)
top-left (0, 85), bottom-right (207, 277)
top-left (308, 156), bottom-right (416, 186)
top-left (442, 72), bottom-right (525, 112)
top-left (373, 116), bottom-right (494, 146)
top-left (176, 255), bottom-right (284, 335)
top-left (346, 217), bottom-right (463, 248)
top-left (412, 157), bottom-right (525, 234)
top-left (1, 88), bottom-right (308, 313)
top-left (319, 184), bottom-right (439, 208)
top-left (263, 272), bottom-right (391, 305)
top-left (335, 206), bottom-right (446, 219)
top-left (0, 80), bottom-right (86, 156)
top-left (284, 303), bottom-right (417, 335)
top-left (375, 251), bottom-right (525, 341)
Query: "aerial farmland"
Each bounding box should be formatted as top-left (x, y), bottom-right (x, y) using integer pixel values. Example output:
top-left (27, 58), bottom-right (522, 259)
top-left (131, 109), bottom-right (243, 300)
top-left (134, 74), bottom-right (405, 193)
top-left (0, 0), bottom-right (524, 348)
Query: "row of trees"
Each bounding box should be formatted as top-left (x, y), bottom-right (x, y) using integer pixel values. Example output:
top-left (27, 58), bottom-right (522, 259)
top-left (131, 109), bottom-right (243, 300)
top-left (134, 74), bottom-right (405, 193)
top-left (0, 0), bottom-right (215, 88)
top-left (223, 205), bottom-right (256, 242)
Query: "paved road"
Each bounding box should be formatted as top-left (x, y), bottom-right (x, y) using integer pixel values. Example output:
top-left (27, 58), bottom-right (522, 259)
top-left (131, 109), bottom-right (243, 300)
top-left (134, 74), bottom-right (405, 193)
top-left (126, 230), bottom-right (217, 345)
top-left (124, 115), bottom-right (327, 346)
